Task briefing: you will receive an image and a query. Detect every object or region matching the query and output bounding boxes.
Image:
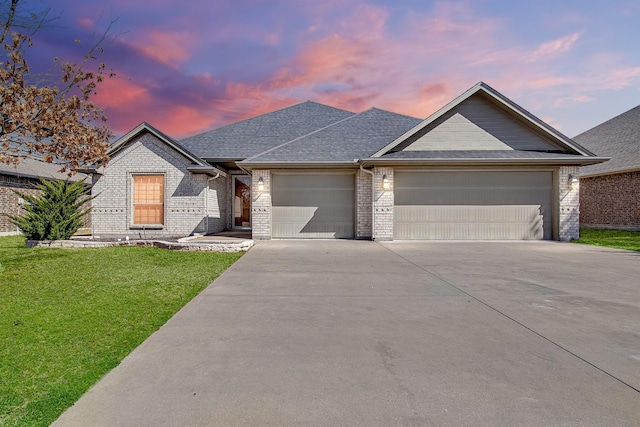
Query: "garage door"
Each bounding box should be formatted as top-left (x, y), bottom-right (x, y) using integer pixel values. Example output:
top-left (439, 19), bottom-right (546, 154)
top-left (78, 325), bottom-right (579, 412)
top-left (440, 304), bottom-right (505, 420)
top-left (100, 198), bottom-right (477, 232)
top-left (394, 171), bottom-right (553, 240)
top-left (272, 173), bottom-right (355, 238)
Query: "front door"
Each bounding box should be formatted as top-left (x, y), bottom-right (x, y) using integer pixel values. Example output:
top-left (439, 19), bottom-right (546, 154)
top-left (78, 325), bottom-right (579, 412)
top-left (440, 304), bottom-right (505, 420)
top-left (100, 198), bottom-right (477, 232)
top-left (233, 176), bottom-right (251, 228)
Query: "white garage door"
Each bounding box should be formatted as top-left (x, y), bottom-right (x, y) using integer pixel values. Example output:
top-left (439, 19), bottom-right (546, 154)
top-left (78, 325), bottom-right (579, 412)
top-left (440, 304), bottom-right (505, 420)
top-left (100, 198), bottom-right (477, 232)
top-left (272, 173), bottom-right (355, 238)
top-left (394, 171), bottom-right (553, 240)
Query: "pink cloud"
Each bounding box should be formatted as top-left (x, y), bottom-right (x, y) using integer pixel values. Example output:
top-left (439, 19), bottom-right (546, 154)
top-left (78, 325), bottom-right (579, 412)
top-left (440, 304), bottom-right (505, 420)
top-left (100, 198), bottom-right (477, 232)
top-left (600, 66), bottom-right (640, 90)
top-left (128, 30), bottom-right (196, 67)
top-left (554, 94), bottom-right (595, 107)
top-left (79, 0), bottom-right (640, 139)
top-left (529, 76), bottom-right (570, 88)
top-left (93, 76), bottom-right (217, 136)
top-left (528, 32), bottom-right (581, 62)
top-left (78, 18), bottom-right (94, 28)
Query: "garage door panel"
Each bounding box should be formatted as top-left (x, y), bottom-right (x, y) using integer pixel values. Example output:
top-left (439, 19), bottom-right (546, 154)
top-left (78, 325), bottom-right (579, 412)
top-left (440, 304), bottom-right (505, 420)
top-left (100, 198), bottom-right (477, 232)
top-left (272, 174), bottom-right (355, 239)
top-left (274, 188), bottom-right (354, 207)
top-left (395, 205), bottom-right (545, 239)
top-left (394, 172), bottom-right (552, 240)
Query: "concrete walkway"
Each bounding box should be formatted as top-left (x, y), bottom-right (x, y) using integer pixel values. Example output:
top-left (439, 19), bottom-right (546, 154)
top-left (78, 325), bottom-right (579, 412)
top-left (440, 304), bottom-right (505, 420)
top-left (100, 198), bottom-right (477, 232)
top-left (53, 240), bottom-right (640, 426)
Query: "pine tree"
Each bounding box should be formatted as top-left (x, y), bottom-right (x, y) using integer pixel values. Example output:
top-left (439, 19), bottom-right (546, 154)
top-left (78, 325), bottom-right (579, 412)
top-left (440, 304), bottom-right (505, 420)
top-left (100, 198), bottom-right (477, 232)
top-left (7, 178), bottom-right (93, 240)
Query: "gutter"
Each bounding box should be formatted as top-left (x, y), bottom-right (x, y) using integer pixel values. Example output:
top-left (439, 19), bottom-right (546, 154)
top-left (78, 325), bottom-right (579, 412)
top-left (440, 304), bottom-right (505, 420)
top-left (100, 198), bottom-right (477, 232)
top-left (579, 165), bottom-right (640, 179)
top-left (238, 161), bottom-right (359, 170)
top-left (360, 157), bottom-right (610, 167)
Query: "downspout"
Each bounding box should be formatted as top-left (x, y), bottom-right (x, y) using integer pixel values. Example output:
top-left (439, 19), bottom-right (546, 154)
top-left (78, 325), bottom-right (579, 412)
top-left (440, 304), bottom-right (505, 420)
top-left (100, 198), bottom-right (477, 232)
top-left (359, 163), bottom-right (375, 240)
top-left (205, 173), bottom-right (220, 234)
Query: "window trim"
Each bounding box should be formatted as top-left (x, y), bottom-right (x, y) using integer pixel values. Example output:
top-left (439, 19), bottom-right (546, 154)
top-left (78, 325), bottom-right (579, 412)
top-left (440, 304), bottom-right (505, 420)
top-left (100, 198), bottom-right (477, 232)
top-left (131, 173), bottom-right (165, 228)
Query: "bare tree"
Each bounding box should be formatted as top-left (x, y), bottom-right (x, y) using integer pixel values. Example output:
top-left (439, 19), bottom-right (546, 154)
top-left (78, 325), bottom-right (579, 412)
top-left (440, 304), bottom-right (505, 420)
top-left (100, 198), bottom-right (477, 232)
top-left (0, 0), bottom-right (114, 173)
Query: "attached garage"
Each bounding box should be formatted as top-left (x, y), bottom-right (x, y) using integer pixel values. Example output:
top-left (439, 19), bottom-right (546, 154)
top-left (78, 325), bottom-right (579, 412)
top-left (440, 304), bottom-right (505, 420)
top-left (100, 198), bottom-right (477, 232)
top-left (271, 173), bottom-right (355, 238)
top-left (394, 171), bottom-right (554, 240)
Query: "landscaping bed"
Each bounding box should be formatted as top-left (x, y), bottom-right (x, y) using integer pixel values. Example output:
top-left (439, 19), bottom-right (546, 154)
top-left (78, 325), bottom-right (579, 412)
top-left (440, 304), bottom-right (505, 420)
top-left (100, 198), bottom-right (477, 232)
top-left (0, 236), bottom-right (243, 427)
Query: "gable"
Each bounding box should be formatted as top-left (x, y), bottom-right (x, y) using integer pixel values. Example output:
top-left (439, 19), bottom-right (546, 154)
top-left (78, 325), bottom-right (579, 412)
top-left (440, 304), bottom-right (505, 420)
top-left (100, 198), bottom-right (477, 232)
top-left (109, 133), bottom-right (193, 170)
top-left (394, 94), bottom-right (565, 153)
top-left (105, 123), bottom-right (224, 177)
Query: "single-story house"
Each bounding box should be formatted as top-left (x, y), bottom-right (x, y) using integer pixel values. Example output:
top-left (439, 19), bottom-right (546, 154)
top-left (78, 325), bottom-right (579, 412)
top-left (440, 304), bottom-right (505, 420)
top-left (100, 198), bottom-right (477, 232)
top-left (0, 157), bottom-right (87, 235)
top-left (574, 105), bottom-right (640, 231)
top-left (90, 82), bottom-right (605, 241)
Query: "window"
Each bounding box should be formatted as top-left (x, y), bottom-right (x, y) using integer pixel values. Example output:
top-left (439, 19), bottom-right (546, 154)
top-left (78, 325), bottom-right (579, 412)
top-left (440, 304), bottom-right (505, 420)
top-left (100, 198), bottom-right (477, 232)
top-left (133, 175), bottom-right (164, 225)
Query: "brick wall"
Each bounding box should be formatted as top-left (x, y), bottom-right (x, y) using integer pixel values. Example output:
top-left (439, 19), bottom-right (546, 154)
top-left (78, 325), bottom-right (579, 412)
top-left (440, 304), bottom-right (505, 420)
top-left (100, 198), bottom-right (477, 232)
top-left (0, 175), bottom-right (39, 234)
top-left (207, 175), bottom-right (228, 234)
top-left (356, 169), bottom-right (372, 239)
top-left (580, 171), bottom-right (640, 231)
top-left (251, 170), bottom-right (271, 240)
top-left (559, 165), bottom-right (580, 241)
top-left (373, 166), bottom-right (394, 240)
top-left (92, 132), bottom-right (215, 238)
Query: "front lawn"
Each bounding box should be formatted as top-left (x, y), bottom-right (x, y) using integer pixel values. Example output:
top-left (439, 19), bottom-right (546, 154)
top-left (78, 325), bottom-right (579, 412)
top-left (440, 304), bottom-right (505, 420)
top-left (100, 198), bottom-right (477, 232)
top-left (0, 236), bottom-right (243, 427)
top-left (574, 228), bottom-right (640, 251)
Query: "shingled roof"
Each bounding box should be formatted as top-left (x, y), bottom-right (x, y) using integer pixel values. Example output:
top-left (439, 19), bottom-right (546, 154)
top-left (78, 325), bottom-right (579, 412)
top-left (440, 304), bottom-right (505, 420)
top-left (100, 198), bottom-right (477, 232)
top-left (0, 157), bottom-right (87, 181)
top-left (180, 101), bottom-right (355, 160)
top-left (240, 108), bottom-right (421, 165)
top-left (574, 105), bottom-right (640, 177)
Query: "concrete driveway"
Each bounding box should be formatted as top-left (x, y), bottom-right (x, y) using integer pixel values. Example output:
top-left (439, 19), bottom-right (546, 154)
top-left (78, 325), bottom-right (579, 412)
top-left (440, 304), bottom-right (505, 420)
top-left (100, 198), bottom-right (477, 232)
top-left (54, 241), bottom-right (640, 426)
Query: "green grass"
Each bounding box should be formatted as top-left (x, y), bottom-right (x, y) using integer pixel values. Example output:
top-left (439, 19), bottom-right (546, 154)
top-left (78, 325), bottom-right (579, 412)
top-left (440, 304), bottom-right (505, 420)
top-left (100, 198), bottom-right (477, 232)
top-left (0, 236), bottom-right (243, 427)
top-left (574, 228), bottom-right (640, 251)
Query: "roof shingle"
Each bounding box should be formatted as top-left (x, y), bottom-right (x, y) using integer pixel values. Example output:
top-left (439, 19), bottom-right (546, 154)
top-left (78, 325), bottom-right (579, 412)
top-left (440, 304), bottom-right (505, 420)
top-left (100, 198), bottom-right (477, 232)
top-left (242, 108), bottom-right (421, 164)
top-left (574, 105), bottom-right (640, 176)
top-left (180, 101), bottom-right (355, 160)
top-left (0, 157), bottom-right (86, 181)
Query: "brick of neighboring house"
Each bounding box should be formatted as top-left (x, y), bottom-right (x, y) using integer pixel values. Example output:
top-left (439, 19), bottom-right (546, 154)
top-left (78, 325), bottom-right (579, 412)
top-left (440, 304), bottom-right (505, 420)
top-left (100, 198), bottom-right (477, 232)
top-left (580, 171), bottom-right (640, 231)
top-left (0, 174), bottom-right (39, 234)
top-left (0, 174), bottom-right (92, 235)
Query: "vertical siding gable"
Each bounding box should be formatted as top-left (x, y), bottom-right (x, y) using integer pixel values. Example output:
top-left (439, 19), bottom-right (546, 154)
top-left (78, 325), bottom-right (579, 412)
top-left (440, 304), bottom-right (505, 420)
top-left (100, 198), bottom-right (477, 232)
top-left (396, 94), bottom-right (565, 152)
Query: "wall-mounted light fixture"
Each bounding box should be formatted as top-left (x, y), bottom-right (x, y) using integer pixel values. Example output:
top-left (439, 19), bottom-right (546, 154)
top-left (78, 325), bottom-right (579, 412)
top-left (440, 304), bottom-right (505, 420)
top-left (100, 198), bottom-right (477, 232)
top-left (382, 174), bottom-right (390, 190)
top-left (568, 174), bottom-right (579, 185)
top-left (257, 176), bottom-right (265, 192)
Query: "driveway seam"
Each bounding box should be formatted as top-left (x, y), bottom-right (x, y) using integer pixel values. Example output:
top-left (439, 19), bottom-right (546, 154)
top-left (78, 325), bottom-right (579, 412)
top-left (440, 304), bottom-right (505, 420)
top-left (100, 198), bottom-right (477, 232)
top-left (378, 242), bottom-right (640, 395)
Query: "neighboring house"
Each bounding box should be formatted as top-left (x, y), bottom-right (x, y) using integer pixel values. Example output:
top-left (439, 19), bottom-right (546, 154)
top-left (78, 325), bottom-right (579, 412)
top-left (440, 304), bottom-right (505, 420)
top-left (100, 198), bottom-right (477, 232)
top-left (0, 157), bottom-right (87, 235)
top-left (90, 82), bottom-right (605, 241)
top-left (574, 106), bottom-right (640, 231)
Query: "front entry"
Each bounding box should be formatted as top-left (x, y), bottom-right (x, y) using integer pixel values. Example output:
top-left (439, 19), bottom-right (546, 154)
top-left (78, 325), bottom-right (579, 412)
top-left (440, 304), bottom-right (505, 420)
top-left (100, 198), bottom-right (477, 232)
top-left (233, 176), bottom-right (251, 229)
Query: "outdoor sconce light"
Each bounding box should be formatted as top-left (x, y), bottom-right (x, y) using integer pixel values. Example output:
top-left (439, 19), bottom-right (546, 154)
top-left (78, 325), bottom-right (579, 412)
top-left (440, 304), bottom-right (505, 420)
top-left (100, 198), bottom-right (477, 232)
top-left (257, 176), bottom-right (265, 192)
top-left (568, 174), bottom-right (579, 185)
top-left (382, 174), bottom-right (391, 190)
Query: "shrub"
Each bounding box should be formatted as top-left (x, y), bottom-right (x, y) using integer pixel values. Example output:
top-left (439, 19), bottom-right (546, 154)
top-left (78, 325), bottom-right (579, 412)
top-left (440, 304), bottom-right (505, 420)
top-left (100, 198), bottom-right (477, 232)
top-left (6, 178), bottom-right (93, 240)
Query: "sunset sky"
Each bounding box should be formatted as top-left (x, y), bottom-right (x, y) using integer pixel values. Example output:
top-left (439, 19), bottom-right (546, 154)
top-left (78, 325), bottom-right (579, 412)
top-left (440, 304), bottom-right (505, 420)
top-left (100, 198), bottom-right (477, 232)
top-left (20, 0), bottom-right (640, 139)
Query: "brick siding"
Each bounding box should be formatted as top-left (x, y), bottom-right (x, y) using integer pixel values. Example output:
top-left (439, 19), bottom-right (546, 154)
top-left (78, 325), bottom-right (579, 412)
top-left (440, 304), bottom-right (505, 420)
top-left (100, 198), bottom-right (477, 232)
top-left (0, 175), bottom-right (39, 234)
top-left (92, 132), bottom-right (220, 238)
top-left (373, 167), bottom-right (394, 240)
top-left (356, 169), bottom-right (372, 239)
top-left (251, 170), bottom-right (271, 240)
top-left (580, 171), bottom-right (640, 231)
top-left (559, 166), bottom-right (580, 241)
